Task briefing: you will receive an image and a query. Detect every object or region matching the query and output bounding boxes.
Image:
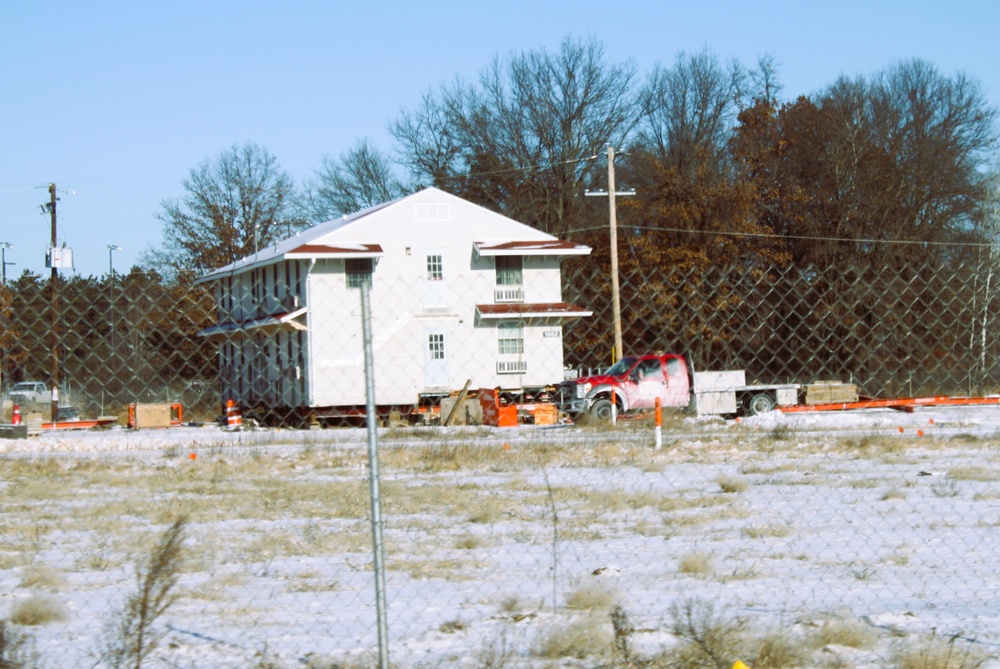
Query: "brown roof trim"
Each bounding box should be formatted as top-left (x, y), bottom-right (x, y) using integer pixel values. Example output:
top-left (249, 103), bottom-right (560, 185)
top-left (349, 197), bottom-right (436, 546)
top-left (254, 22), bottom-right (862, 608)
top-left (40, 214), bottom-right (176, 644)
top-left (287, 243), bottom-right (383, 256)
top-left (476, 302), bottom-right (592, 319)
top-left (474, 240), bottom-right (591, 256)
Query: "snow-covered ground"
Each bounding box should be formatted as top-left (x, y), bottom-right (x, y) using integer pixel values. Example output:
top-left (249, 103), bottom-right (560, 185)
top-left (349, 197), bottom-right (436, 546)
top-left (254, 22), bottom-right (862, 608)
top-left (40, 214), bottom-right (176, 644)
top-left (1, 406), bottom-right (999, 668)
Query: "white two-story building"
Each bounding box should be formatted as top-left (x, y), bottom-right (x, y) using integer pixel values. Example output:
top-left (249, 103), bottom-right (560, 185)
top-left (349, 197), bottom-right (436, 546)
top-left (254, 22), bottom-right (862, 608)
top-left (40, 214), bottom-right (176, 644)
top-left (196, 187), bottom-right (591, 422)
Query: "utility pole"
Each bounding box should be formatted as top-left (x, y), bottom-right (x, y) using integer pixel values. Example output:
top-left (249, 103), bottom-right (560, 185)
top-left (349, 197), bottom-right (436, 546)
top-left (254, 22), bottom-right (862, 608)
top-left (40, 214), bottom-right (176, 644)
top-left (0, 242), bottom-right (9, 390)
top-left (108, 245), bottom-right (121, 354)
top-left (0, 242), bottom-right (12, 284)
top-left (48, 183), bottom-right (60, 422)
top-left (585, 145), bottom-right (635, 362)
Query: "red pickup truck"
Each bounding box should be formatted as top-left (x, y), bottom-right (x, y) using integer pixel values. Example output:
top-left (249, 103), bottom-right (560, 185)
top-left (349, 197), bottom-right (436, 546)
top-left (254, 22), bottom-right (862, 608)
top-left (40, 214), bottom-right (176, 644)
top-left (556, 353), bottom-right (692, 421)
top-left (557, 353), bottom-right (801, 420)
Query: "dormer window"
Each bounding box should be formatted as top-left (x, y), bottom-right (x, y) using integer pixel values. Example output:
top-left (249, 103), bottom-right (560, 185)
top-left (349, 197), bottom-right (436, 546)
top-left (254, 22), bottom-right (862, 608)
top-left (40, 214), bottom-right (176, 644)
top-left (495, 256), bottom-right (523, 302)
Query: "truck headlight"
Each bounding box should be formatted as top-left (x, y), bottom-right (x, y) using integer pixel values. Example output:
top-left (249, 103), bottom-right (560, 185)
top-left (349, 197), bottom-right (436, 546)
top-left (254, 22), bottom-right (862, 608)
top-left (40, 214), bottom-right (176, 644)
top-left (577, 383), bottom-right (590, 399)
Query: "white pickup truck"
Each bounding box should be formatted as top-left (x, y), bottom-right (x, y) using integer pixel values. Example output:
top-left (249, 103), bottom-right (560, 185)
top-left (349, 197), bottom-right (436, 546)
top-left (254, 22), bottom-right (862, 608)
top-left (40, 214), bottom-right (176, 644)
top-left (8, 381), bottom-right (49, 408)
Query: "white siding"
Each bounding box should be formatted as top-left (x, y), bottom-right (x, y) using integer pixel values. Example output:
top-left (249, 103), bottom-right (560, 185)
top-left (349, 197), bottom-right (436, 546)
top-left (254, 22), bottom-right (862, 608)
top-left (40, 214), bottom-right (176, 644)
top-left (216, 189), bottom-right (581, 409)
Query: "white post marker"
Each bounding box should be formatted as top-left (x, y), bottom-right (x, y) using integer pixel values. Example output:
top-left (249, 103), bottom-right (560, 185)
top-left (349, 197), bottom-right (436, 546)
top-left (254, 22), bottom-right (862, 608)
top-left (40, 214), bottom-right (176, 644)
top-left (655, 397), bottom-right (662, 450)
top-left (611, 386), bottom-right (618, 425)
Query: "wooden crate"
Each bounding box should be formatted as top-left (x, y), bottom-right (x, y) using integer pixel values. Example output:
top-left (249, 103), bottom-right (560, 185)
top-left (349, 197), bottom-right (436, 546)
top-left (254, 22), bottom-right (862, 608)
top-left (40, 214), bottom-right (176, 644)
top-left (524, 403), bottom-right (557, 425)
top-left (805, 381), bottom-right (858, 405)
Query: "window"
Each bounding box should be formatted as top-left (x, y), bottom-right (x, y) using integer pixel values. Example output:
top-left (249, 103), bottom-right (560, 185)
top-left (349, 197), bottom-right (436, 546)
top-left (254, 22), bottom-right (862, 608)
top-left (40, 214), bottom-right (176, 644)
top-left (497, 321), bottom-right (524, 355)
top-left (428, 333), bottom-right (445, 360)
top-left (426, 255), bottom-right (443, 281)
top-left (415, 203), bottom-right (451, 221)
top-left (496, 256), bottom-right (522, 285)
top-left (495, 256), bottom-right (523, 302)
top-left (346, 258), bottom-right (373, 288)
top-left (634, 358), bottom-right (664, 382)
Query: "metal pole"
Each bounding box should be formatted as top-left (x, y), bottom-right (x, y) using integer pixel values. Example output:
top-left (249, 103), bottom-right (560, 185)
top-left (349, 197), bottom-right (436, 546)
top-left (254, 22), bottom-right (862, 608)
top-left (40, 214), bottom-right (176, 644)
top-left (0, 243), bottom-right (8, 390)
top-left (49, 183), bottom-right (59, 422)
top-left (108, 245), bottom-right (120, 355)
top-left (360, 280), bottom-right (389, 669)
top-left (0, 243), bottom-right (10, 284)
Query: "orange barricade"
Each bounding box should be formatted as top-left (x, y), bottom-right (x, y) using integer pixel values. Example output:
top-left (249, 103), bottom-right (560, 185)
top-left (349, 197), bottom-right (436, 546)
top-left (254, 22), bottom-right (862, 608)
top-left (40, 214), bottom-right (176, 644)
top-left (478, 389), bottom-right (518, 427)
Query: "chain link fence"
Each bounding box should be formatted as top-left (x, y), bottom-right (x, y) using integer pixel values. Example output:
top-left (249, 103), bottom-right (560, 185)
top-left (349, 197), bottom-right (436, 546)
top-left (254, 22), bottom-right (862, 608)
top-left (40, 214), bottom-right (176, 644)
top-left (1, 257), bottom-right (999, 668)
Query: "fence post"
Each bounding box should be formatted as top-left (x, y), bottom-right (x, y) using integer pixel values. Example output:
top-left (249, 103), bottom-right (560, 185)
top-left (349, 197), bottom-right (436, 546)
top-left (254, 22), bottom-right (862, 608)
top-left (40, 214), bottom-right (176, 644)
top-left (654, 397), bottom-right (662, 450)
top-left (610, 386), bottom-right (618, 425)
top-left (360, 281), bottom-right (390, 669)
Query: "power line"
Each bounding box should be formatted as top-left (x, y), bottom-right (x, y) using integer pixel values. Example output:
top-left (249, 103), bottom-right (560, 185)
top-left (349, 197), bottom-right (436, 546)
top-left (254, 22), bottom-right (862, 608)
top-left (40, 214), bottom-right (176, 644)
top-left (570, 223), bottom-right (998, 249)
top-left (431, 154), bottom-right (600, 181)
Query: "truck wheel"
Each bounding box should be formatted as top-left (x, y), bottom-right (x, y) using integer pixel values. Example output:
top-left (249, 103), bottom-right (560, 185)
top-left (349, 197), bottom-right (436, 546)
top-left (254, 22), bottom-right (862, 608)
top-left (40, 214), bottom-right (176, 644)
top-left (746, 392), bottom-right (776, 416)
top-left (590, 399), bottom-right (615, 422)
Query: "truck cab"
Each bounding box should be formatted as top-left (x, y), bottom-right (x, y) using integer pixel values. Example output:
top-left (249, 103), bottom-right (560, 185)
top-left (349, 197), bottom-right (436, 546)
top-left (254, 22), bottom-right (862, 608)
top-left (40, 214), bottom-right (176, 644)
top-left (557, 354), bottom-right (690, 421)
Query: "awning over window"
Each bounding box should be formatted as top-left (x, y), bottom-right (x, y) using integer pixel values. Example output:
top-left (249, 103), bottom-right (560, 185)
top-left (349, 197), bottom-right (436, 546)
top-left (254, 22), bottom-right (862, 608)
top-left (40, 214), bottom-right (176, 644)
top-left (475, 302), bottom-right (592, 320)
top-left (198, 307), bottom-right (308, 338)
top-left (473, 240), bottom-right (591, 257)
top-left (285, 243), bottom-right (383, 259)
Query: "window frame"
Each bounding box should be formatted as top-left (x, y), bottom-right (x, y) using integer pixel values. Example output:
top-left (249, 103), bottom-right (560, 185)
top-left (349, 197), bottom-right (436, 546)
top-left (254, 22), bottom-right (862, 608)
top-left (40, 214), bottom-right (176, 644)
top-left (345, 258), bottom-right (374, 289)
top-left (497, 320), bottom-right (525, 355)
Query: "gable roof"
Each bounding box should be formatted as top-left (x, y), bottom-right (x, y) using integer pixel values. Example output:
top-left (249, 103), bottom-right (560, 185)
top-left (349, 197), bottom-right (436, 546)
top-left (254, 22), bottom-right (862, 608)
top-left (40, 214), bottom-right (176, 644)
top-left (195, 187), bottom-right (589, 283)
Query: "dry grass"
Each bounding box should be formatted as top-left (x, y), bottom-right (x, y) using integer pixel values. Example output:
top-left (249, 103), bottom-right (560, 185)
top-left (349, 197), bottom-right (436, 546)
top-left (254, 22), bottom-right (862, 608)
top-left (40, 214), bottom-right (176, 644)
top-left (678, 551), bottom-right (715, 576)
top-left (890, 634), bottom-right (991, 669)
top-left (947, 466), bottom-right (997, 481)
top-left (564, 582), bottom-right (618, 611)
top-left (742, 524), bottom-right (791, 539)
top-left (533, 614), bottom-right (612, 660)
top-left (807, 617), bottom-right (876, 649)
top-left (716, 475), bottom-right (751, 493)
top-left (17, 565), bottom-right (64, 590)
top-left (661, 598), bottom-right (810, 669)
top-left (2, 430), bottom-right (999, 667)
top-left (455, 534), bottom-right (489, 550)
top-left (8, 595), bottom-right (66, 626)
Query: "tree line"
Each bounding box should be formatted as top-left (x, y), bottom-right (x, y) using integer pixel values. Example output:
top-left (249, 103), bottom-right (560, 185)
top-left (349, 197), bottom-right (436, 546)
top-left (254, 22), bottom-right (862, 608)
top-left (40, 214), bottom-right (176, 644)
top-left (2, 36), bottom-right (999, 405)
top-left (145, 36), bottom-right (998, 279)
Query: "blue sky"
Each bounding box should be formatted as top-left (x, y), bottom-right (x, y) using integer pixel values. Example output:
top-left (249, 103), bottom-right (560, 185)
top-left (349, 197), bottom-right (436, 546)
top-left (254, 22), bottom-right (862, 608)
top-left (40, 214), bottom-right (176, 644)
top-left (2, 0), bottom-right (998, 277)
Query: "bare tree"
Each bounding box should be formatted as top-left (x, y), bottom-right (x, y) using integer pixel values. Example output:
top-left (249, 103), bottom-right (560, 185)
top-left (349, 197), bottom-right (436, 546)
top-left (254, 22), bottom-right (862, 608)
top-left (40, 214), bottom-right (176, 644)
top-left (392, 36), bottom-right (641, 236)
top-left (635, 47), bottom-right (749, 176)
top-left (300, 139), bottom-right (409, 222)
top-left (391, 90), bottom-right (464, 188)
top-left (145, 143), bottom-right (302, 276)
top-left (872, 60), bottom-right (998, 250)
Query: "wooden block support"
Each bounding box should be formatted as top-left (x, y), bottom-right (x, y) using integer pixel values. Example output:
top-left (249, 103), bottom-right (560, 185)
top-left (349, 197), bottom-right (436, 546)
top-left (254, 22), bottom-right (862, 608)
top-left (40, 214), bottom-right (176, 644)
top-left (805, 381), bottom-right (859, 405)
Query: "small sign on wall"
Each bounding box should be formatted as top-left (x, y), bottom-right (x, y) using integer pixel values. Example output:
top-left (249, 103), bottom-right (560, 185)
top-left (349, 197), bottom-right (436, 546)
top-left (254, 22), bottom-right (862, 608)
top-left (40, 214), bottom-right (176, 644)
top-left (543, 330), bottom-right (561, 338)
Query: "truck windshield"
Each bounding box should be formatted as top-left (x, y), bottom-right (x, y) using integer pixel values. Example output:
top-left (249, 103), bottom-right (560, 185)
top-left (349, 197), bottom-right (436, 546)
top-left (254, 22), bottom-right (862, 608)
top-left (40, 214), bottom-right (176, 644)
top-left (604, 357), bottom-right (638, 377)
top-left (12, 383), bottom-right (37, 391)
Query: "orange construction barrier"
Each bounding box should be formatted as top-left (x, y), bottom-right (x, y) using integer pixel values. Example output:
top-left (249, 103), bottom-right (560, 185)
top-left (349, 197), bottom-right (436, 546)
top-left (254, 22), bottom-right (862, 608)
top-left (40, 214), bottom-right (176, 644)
top-left (478, 389), bottom-right (518, 428)
top-left (11, 404), bottom-right (21, 425)
top-left (225, 399), bottom-right (243, 430)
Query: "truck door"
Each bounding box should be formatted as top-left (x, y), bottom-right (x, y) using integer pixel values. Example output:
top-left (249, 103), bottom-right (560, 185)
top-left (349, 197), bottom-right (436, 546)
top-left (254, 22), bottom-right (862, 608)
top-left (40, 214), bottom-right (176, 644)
top-left (628, 357), bottom-right (667, 410)
top-left (663, 356), bottom-right (690, 407)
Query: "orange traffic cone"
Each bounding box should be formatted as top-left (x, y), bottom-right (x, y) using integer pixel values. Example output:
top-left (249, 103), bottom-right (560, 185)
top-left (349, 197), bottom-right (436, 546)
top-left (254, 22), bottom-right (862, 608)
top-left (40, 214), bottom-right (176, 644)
top-left (11, 404), bottom-right (21, 425)
top-left (225, 399), bottom-right (243, 430)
